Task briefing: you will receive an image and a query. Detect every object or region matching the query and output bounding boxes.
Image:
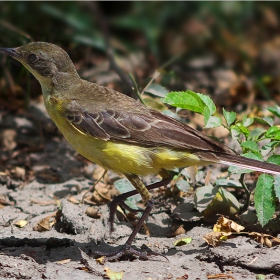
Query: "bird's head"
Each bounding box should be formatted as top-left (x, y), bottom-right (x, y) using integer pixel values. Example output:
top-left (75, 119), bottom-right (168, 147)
top-left (0, 42), bottom-right (79, 91)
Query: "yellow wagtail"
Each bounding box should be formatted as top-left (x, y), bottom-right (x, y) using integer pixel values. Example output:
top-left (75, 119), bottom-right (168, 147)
top-left (1, 42), bottom-right (280, 261)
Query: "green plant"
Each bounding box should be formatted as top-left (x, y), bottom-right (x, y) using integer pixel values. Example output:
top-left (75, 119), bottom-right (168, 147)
top-left (163, 90), bottom-right (280, 227)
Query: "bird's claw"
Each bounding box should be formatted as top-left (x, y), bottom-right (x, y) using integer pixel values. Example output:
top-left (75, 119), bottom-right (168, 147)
top-left (94, 243), bottom-right (168, 262)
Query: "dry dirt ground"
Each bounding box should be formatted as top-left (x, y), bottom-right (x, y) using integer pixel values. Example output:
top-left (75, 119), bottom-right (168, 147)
top-left (1, 102), bottom-right (280, 280)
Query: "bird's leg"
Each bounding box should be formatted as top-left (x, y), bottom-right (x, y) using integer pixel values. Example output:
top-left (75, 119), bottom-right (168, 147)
top-left (109, 176), bottom-right (173, 232)
top-left (94, 175), bottom-right (172, 262)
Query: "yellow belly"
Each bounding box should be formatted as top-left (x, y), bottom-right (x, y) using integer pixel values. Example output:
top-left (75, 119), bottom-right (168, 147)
top-left (45, 98), bottom-right (208, 175)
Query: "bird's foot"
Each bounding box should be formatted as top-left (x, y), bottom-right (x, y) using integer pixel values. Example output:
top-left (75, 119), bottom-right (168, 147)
top-left (94, 243), bottom-right (168, 262)
top-left (109, 177), bottom-right (173, 232)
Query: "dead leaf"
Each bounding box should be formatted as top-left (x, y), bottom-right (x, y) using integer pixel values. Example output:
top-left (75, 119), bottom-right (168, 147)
top-left (181, 166), bottom-right (198, 183)
top-left (203, 187), bottom-right (240, 222)
top-left (33, 212), bottom-right (58, 232)
top-left (176, 274), bottom-right (189, 280)
top-left (91, 182), bottom-right (112, 203)
top-left (169, 225), bottom-right (186, 237)
top-left (213, 216), bottom-right (244, 233)
top-left (95, 256), bottom-right (106, 265)
top-left (203, 231), bottom-right (232, 247)
top-left (204, 170), bottom-right (212, 185)
top-left (0, 129), bottom-right (17, 151)
top-left (11, 166), bottom-right (25, 180)
top-left (85, 207), bottom-right (101, 219)
top-left (92, 166), bottom-right (109, 182)
top-left (35, 168), bottom-right (63, 183)
top-left (248, 232), bottom-right (280, 248)
top-left (0, 195), bottom-right (14, 207)
top-left (14, 220), bottom-right (28, 228)
top-left (67, 196), bottom-right (79, 204)
top-left (30, 199), bottom-right (57, 205)
top-left (104, 267), bottom-right (124, 280)
top-left (55, 259), bottom-right (71, 264)
top-left (207, 272), bottom-right (235, 279)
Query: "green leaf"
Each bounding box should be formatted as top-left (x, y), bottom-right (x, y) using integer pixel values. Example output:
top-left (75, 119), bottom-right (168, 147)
top-left (273, 176), bottom-right (280, 200)
top-left (114, 179), bottom-right (142, 214)
top-left (163, 91), bottom-right (206, 113)
top-left (175, 178), bottom-right (190, 192)
top-left (174, 237), bottom-right (192, 246)
top-left (263, 116), bottom-right (274, 126)
top-left (254, 174), bottom-right (276, 227)
top-left (143, 96), bottom-right (168, 111)
top-left (204, 116), bottom-right (222, 128)
top-left (242, 116), bottom-right (254, 127)
top-left (204, 187), bottom-right (240, 220)
top-left (267, 155), bottom-right (280, 166)
top-left (203, 106), bottom-right (211, 126)
top-left (265, 126), bottom-right (280, 140)
top-left (197, 92), bottom-right (216, 115)
top-left (145, 84), bottom-right (169, 97)
top-left (194, 184), bottom-right (219, 212)
top-left (230, 126), bottom-right (240, 140)
top-left (215, 179), bottom-right (242, 188)
top-left (267, 105), bottom-right (280, 118)
top-left (248, 127), bottom-right (266, 141)
top-left (243, 151), bottom-right (263, 161)
top-left (261, 141), bottom-right (280, 157)
top-left (235, 123), bottom-right (250, 137)
top-left (241, 141), bottom-right (259, 153)
top-left (223, 108), bottom-right (236, 126)
top-left (254, 117), bottom-right (273, 127)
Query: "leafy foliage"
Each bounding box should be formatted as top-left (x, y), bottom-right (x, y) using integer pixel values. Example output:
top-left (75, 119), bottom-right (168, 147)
top-left (164, 90), bottom-right (280, 226)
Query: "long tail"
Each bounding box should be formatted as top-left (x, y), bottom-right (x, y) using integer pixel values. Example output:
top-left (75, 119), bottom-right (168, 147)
top-left (216, 153), bottom-right (280, 176)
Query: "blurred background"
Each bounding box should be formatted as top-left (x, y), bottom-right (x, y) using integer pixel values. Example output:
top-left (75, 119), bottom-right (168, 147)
top-left (1, 1), bottom-right (280, 112)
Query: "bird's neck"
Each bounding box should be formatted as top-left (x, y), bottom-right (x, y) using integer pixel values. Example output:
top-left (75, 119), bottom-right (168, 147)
top-left (40, 71), bottom-right (82, 98)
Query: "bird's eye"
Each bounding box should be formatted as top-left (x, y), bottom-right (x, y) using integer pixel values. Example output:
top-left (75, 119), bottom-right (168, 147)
top-left (28, 54), bottom-right (39, 63)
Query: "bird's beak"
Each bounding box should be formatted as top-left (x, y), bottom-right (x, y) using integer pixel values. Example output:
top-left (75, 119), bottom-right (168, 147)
top-left (0, 47), bottom-right (21, 59)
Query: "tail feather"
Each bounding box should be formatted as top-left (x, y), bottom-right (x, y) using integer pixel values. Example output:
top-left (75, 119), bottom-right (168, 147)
top-left (217, 153), bottom-right (280, 176)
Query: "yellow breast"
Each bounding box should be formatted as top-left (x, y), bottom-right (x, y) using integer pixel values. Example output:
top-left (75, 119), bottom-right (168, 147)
top-left (44, 95), bottom-right (206, 176)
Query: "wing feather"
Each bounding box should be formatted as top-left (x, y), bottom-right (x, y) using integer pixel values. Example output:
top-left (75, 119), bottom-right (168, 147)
top-left (64, 100), bottom-right (235, 155)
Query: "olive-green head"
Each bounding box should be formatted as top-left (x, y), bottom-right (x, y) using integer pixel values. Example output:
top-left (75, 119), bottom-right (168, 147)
top-left (0, 42), bottom-right (80, 89)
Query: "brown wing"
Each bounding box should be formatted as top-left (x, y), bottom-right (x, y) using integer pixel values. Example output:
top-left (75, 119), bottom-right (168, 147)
top-left (64, 100), bottom-right (235, 155)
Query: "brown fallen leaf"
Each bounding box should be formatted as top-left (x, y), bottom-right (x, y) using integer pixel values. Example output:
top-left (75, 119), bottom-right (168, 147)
top-left (176, 274), bottom-right (189, 280)
top-left (0, 195), bottom-right (14, 207)
top-left (1, 129), bottom-right (17, 151)
top-left (14, 220), bottom-right (28, 228)
top-left (30, 199), bottom-right (57, 205)
top-left (207, 272), bottom-right (235, 279)
top-left (168, 224), bottom-right (186, 237)
top-left (248, 232), bottom-right (280, 248)
top-left (67, 196), bottom-right (79, 204)
top-left (203, 231), bottom-right (232, 247)
top-left (55, 259), bottom-right (71, 264)
top-left (11, 166), bottom-right (25, 180)
top-left (95, 256), bottom-right (106, 265)
top-left (213, 216), bottom-right (244, 233)
top-left (92, 166), bottom-right (109, 182)
top-left (85, 207), bottom-right (101, 219)
top-left (33, 211), bottom-right (58, 232)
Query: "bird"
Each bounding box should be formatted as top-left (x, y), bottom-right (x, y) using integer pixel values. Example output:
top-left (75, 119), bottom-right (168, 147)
top-left (1, 42), bottom-right (280, 261)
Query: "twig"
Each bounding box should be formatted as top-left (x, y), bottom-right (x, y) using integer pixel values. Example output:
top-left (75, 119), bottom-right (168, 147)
top-left (140, 52), bottom-right (184, 96)
top-left (0, 19), bottom-right (33, 41)
top-left (81, 169), bottom-right (108, 203)
top-left (84, 2), bottom-right (136, 99)
top-left (239, 173), bottom-right (251, 212)
top-left (79, 248), bottom-right (104, 276)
